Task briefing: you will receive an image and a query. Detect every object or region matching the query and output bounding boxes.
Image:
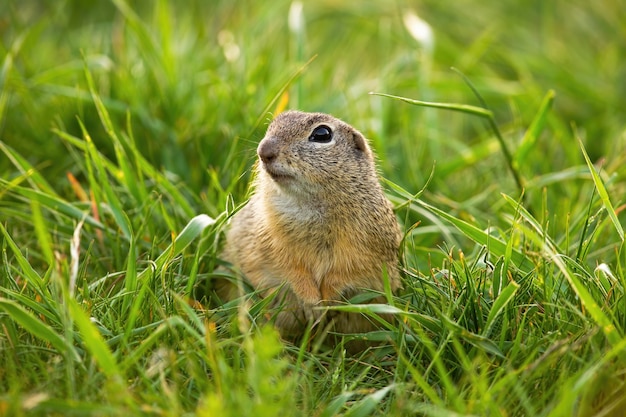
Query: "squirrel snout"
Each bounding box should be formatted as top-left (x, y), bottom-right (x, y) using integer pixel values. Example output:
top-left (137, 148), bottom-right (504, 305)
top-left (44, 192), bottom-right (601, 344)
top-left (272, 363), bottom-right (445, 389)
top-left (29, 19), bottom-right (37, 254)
top-left (258, 137), bottom-right (279, 163)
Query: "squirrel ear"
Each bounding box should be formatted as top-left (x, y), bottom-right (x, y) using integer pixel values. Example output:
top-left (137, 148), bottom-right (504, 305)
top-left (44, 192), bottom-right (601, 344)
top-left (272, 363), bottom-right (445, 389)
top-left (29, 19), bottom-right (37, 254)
top-left (352, 132), bottom-right (368, 152)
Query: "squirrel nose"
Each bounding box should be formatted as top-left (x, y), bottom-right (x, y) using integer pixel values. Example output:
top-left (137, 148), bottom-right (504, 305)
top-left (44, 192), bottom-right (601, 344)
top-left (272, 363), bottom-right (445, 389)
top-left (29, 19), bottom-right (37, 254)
top-left (258, 137), bottom-right (279, 163)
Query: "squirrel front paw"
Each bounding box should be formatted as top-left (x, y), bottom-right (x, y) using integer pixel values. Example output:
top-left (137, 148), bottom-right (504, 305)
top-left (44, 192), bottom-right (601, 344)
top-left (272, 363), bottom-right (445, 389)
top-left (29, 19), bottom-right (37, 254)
top-left (290, 279), bottom-right (322, 305)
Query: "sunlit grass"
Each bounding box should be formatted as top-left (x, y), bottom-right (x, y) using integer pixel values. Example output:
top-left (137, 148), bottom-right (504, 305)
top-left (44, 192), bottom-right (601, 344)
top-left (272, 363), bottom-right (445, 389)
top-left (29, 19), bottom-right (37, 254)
top-left (1, 0), bottom-right (625, 416)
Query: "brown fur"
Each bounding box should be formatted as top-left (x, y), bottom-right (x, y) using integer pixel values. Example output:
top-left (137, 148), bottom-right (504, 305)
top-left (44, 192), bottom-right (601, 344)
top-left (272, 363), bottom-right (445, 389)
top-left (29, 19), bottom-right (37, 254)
top-left (218, 111), bottom-right (401, 346)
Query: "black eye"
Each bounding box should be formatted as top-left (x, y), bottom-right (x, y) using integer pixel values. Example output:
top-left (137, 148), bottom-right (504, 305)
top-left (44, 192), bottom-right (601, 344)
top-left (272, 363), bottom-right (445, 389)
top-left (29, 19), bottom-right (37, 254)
top-left (309, 125), bottom-right (333, 143)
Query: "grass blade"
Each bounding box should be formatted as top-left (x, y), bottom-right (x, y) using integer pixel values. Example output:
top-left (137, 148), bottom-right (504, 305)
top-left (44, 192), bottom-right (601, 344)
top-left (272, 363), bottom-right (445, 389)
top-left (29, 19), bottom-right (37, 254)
top-left (252, 54), bottom-right (318, 131)
top-left (344, 385), bottom-right (394, 417)
top-left (578, 136), bottom-right (624, 242)
top-left (0, 222), bottom-right (46, 290)
top-left (372, 85), bottom-right (526, 197)
top-left (67, 298), bottom-right (128, 391)
top-left (369, 92), bottom-right (493, 118)
top-left (414, 199), bottom-right (532, 272)
top-left (77, 117), bottom-right (131, 240)
top-left (515, 90), bottom-right (555, 167)
top-left (30, 199), bottom-right (54, 265)
top-left (0, 142), bottom-right (58, 196)
top-left (0, 299), bottom-right (80, 362)
top-left (1, 180), bottom-right (104, 230)
top-left (500, 192), bottom-right (623, 348)
top-left (123, 214), bottom-right (215, 344)
top-left (319, 392), bottom-right (354, 417)
top-left (500, 193), bottom-right (561, 253)
top-left (483, 281), bottom-right (519, 337)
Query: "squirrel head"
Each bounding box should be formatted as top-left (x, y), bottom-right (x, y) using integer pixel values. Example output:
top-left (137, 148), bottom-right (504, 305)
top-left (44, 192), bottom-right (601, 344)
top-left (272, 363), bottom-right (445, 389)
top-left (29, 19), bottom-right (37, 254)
top-left (256, 111), bottom-right (376, 196)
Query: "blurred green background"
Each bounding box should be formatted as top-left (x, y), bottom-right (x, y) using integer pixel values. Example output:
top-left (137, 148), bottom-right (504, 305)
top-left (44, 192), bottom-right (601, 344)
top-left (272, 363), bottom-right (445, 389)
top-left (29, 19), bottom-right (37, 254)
top-left (3, 1), bottom-right (624, 181)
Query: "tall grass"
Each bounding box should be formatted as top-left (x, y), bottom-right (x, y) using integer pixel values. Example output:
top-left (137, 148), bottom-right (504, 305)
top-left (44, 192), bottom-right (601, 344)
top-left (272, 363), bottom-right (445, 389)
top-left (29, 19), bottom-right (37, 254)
top-left (1, 0), bottom-right (625, 415)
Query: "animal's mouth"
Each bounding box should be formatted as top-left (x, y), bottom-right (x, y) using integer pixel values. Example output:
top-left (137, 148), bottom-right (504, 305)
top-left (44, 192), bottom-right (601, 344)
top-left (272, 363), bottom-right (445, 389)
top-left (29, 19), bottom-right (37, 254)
top-left (263, 165), bottom-right (295, 182)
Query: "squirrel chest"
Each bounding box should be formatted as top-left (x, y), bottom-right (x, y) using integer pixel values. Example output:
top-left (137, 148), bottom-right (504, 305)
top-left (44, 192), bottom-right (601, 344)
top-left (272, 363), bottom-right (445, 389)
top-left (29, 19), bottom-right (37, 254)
top-left (256, 190), bottom-right (387, 301)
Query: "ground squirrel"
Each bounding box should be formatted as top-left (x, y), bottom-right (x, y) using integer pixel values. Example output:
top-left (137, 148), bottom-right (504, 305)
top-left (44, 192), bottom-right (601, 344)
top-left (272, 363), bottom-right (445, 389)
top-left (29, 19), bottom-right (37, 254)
top-left (218, 110), bottom-right (402, 344)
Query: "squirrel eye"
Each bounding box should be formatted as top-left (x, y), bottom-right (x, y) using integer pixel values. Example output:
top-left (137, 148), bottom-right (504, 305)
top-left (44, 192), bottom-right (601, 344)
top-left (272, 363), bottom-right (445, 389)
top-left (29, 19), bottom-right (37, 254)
top-left (309, 125), bottom-right (333, 143)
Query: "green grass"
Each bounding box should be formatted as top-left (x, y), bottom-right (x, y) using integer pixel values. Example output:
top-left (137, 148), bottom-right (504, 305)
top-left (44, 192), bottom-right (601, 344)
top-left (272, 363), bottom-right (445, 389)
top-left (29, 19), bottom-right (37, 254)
top-left (1, 0), bottom-right (625, 415)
